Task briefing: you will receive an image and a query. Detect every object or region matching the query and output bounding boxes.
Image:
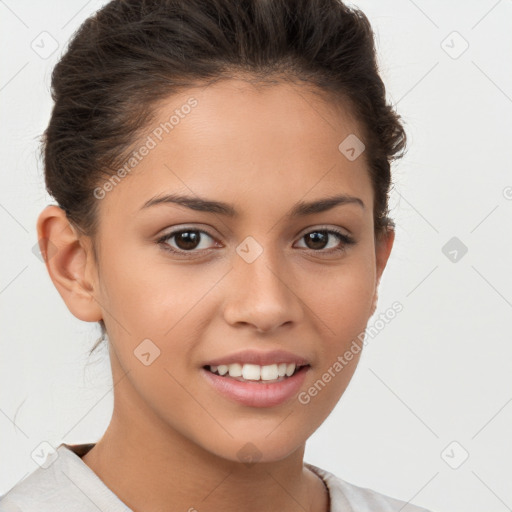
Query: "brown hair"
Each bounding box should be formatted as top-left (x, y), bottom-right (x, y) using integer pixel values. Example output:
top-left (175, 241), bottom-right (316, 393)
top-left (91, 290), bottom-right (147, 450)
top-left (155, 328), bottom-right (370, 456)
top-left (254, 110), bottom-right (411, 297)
top-left (41, 0), bottom-right (407, 355)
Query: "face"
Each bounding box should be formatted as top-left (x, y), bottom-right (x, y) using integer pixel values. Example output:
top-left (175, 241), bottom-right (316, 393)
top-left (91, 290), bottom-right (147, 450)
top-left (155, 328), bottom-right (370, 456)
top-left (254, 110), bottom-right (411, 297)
top-left (40, 79), bottom-right (394, 464)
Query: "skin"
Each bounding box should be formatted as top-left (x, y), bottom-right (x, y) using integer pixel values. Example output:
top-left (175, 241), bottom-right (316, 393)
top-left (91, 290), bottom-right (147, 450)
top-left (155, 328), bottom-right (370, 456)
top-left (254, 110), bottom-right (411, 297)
top-left (37, 79), bottom-right (394, 512)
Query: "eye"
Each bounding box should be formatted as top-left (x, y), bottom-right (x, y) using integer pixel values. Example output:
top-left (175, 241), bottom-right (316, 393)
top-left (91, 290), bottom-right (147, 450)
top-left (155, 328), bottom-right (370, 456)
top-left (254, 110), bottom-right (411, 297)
top-left (157, 227), bottom-right (218, 257)
top-left (156, 226), bottom-right (356, 258)
top-left (295, 228), bottom-right (356, 255)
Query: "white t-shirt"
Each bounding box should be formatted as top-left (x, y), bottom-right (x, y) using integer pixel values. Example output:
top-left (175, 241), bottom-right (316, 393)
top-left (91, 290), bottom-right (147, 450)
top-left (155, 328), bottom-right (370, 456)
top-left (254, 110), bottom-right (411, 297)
top-left (0, 443), bottom-right (435, 512)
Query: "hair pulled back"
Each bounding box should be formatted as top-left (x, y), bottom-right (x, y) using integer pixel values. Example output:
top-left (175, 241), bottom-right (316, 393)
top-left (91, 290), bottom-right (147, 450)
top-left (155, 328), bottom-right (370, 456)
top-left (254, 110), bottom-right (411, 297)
top-left (42, 0), bottom-right (407, 352)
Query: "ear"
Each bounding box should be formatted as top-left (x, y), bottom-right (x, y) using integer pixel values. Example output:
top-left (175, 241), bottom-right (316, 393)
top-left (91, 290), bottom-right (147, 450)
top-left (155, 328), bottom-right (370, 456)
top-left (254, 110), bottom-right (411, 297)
top-left (369, 227), bottom-right (395, 318)
top-left (36, 205), bottom-right (103, 323)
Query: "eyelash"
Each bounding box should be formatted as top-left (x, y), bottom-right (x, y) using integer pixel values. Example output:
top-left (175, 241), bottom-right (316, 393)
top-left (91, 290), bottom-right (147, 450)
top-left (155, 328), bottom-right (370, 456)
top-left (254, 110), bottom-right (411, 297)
top-left (156, 226), bottom-right (356, 258)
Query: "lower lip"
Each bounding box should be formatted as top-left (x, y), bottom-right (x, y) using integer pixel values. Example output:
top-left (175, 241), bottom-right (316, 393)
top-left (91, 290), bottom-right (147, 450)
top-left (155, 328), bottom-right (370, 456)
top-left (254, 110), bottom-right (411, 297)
top-left (201, 366), bottom-right (310, 408)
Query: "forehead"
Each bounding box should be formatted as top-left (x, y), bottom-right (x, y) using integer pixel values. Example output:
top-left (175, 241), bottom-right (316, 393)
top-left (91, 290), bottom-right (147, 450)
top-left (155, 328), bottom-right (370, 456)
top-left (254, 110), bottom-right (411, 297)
top-left (164, 78), bottom-right (365, 153)
top-left (98, 78), bottom-right (373, 222)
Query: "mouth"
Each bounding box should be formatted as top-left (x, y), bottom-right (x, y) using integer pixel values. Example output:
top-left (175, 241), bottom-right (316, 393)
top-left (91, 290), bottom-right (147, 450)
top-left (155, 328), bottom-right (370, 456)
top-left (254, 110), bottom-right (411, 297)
top-left (201, 362), bottom-right (311, 407)
top-left (203, 362), bottom-right (310, 383)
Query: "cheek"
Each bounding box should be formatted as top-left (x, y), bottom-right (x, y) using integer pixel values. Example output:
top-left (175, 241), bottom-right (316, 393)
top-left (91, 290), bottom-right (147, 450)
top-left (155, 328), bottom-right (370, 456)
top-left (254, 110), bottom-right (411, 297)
top-left (300, 258), bottom-right (376, 338)
top-left (296, 269), bottom-right (373, 418)
top-left (98, 242), bottom-right (208, 331)
top-left (297, 257), bottom-right (375, 407)
top-left (97, 246), bottom-right (225, 377)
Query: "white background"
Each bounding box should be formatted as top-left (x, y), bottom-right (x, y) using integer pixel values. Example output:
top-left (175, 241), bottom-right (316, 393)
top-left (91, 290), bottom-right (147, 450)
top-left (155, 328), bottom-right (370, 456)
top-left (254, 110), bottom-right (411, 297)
top-left (1, 1), bottom-right (511, 511)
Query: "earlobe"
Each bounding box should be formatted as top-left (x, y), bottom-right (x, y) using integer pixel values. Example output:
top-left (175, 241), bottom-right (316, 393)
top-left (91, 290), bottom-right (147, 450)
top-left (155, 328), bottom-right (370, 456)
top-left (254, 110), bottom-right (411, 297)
top-left (370, 292), bottom-right (378, 318)
top-left (36, 205), bottom-right (103, 323)
top-left (370, 227), bottom-right (395, 317)
top-left (375, 227), bottom-right (395, 282)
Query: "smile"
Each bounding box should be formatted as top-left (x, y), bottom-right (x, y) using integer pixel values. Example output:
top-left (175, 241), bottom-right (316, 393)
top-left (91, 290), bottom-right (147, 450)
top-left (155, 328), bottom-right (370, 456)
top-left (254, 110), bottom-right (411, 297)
top-left (201, 363), bottom-right (311, 407)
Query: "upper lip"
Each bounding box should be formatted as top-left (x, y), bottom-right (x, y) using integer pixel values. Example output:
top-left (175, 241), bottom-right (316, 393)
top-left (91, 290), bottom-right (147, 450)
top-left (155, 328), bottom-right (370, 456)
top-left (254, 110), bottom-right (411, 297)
top-left (203, 349), bottom-right (310, 367)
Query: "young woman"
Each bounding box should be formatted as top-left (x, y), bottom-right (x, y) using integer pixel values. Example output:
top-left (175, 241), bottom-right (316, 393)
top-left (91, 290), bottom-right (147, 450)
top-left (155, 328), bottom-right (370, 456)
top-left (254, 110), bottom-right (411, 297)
top-left (0, 0), bottom-right (436, 511)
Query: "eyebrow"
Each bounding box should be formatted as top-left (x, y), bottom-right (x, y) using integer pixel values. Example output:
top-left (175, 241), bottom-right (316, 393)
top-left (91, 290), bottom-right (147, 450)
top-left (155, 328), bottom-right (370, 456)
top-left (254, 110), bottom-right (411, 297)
top-left (140, 193), bottom-right (365, 217)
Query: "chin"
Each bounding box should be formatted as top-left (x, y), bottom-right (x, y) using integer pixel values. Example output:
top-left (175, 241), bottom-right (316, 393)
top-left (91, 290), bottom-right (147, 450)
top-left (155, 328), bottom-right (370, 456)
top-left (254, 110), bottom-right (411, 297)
top-left (202, 433), bottom-right (304, 466)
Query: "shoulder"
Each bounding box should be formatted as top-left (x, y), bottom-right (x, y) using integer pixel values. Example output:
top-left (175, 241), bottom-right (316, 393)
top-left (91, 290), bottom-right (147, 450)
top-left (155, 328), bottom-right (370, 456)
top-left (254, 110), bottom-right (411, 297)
top-left (305, 462), bottom-right (436, 512)
top-left (0, 454), bottom-right (63, 511)
top-left (0, 443), bottom-right (130, 512)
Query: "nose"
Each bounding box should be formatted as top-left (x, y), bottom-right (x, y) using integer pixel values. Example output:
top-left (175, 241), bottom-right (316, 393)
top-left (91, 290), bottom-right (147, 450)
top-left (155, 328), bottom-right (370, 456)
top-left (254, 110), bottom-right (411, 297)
top-left (222, 247), bottom-right (303, 334)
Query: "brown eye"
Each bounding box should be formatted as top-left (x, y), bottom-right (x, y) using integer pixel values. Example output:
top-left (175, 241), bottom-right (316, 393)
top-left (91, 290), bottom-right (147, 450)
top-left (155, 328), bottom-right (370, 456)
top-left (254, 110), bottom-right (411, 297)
top-left (156, 226), bottom-right (356, 259)
top-left (157, 228), bottom-right (217, 255)
top-left (303, 231), bottom-right (330, 250)
top-left (172, 230), bottom-right (202, 251)
top-left (296, 229), bottom-right (355, 254)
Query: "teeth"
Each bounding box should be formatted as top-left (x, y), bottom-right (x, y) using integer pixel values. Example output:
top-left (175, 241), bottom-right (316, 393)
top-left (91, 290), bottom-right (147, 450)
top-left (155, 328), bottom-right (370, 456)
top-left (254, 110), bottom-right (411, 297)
top-left (242, 364), bottom-right (261, 380)
top-left (208, 362), bottom-right (300, 381)
top-left (217, 365), bottom-right (228, 376)
top-left (260, 364), bottom-right (278, 381)
top-left (228, 363), bottom-right (243, 377)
